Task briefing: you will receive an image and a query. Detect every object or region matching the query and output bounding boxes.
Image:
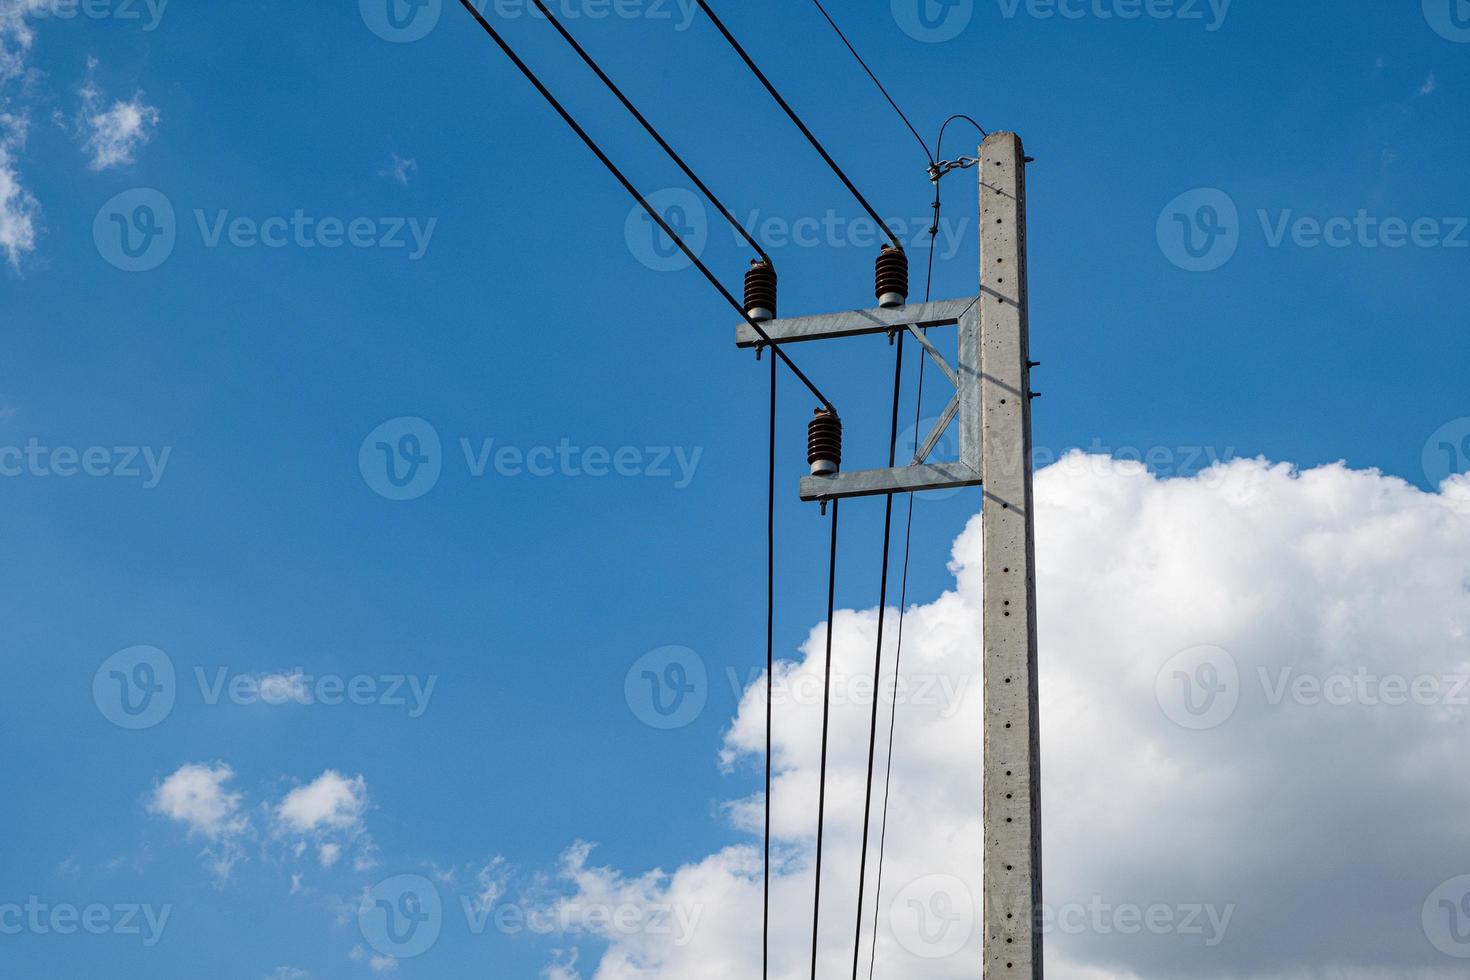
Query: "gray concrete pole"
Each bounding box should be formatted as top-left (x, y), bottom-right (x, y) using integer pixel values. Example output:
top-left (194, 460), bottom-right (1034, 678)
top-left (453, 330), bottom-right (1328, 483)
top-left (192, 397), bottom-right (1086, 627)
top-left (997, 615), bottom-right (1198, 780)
top-left (979, 131), bottom-right (1043, 980)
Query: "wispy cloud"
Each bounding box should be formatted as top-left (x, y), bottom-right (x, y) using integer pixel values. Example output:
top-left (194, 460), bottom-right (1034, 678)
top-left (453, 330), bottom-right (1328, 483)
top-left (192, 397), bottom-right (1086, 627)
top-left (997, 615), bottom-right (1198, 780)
top-left (0, 2), bottom-right (46, 266)
top-left (381, 154), bottom-right (416, 186)
top-left (79, 63), bottom-right (160, 171)
top-left (1418, 71), bottom-right (1437, 97)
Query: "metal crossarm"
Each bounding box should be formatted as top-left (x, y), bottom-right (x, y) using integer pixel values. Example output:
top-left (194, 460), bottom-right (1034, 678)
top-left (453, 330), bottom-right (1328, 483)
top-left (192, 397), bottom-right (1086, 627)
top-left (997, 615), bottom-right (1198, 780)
top-left (735, 297), bottom-right (981, 502)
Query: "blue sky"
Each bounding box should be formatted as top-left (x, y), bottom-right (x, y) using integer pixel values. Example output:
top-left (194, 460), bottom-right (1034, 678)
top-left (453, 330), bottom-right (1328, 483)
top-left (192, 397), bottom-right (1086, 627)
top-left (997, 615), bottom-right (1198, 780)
top-left (0, 1), bottom-right (1467, 978)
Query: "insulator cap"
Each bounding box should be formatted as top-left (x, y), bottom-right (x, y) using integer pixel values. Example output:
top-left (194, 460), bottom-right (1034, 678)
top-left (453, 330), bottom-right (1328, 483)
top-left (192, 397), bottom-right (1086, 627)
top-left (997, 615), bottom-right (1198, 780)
top-left (875, 244), bottom-right (909, 309)
top-left (744, 259), bottom-right (777, 322)
top-left (807, 407), bottom-right (843, 477)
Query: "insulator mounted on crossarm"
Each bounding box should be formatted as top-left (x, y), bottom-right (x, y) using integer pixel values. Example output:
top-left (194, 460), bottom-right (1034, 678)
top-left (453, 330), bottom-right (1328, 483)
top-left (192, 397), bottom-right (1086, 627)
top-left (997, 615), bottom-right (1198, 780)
top-left (875, 244), bottom-right (909, 308)
top-left (807, 407), bottom-right (843, 477)
top-left (744, 259), bottom-right (777, 322)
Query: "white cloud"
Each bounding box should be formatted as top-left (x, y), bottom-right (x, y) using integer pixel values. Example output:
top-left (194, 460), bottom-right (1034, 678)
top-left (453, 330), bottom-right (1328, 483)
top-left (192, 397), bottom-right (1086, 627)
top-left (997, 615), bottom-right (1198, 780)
top-left (0, 1), bottom-right (44, 85)
top-left (542, 456), bottom-right (1470, 978)
top-left (0, 112), bottom-right (36, 266)
top-left (254, 670), bottom-right (310, 704)
top-left (79, 76), bottom-right (159, 171)
top-left (276, 771), bottom-right (369, 834)
top-left (381, 154), bottom-right (415, 185)
top-left (266, 969), bottom-right (308, 980)
top-left (368, 955), bottom-right (398, 974)
top-left (0, 2), bottom-right (45, 266)
top-left (148, 763), bottom-right (250, 882)
top-left (543, 948), bottom-right (580, 980)
top-left (318, 842), bottom-right (342, 869)
top-left (1419, 72), bottom-right (1437, 97)
top-left (468, 856), bottom-right (512, 916)
top-left (149, 763), bottom-right (246, 838)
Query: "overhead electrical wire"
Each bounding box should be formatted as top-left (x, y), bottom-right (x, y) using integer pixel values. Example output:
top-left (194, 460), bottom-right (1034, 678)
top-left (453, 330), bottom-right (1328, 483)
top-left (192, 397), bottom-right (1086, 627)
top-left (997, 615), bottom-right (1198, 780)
top-left (764, 353), bottom-right (776, 980)
top-left (799, 8), bottom-right (949, 974)
top-left (810, 498), bottom-right (841, 980)
top-left (525, 0), bottom-right (772, 267)
top-left (450, 0), bottom-right (834, 411)
top-left (865, 117), bottom-right (985, 979)
top-left (692, 0), bottom-right (902, 252)
top-left (808, 0), bottom-right (933, 168)
top-left (849, 331), bottom-right (905, 980)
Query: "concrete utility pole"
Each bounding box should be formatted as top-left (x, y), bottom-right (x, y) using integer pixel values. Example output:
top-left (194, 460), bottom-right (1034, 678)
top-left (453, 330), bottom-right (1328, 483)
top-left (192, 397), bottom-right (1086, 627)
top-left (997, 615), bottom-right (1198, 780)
top-left (734, 131), bottom-right (1040, 978)
top-left (977, 132), bottom-right (1042, 980)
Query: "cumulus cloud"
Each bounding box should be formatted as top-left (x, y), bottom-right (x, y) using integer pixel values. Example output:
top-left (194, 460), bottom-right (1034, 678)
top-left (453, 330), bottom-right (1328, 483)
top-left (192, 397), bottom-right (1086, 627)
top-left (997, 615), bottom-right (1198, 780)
top-left (276, 771), bottom-right (369, 834)
top-left (151, 765), bottom-right (380, 884)
top-left (148, 763), bottom-right (251, 882)
top-left (78, 68), bottom-right (159, 171)
top-left (541, 456), bottom-right (1470, 979)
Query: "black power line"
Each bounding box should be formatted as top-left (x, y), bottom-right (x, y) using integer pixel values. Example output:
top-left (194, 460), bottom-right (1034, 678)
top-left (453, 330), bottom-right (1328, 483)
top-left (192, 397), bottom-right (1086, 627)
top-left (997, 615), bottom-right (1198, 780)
top-left (765, 352), bottom-right (776, 980)
top-left (810, 498), bottom-right (840, 980)
top-left (451, 0), bottom-right (834, 411)
top-left (808, 0), bottom-right (933, 168)
top-left (850, 332), bottom-right (905, 980)
top-left (525, 0), bottom-right (772, 267)
top-left (866, 117), bottom-right (985, 979)
top-left (692, 0), bottom-right (902, 252)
